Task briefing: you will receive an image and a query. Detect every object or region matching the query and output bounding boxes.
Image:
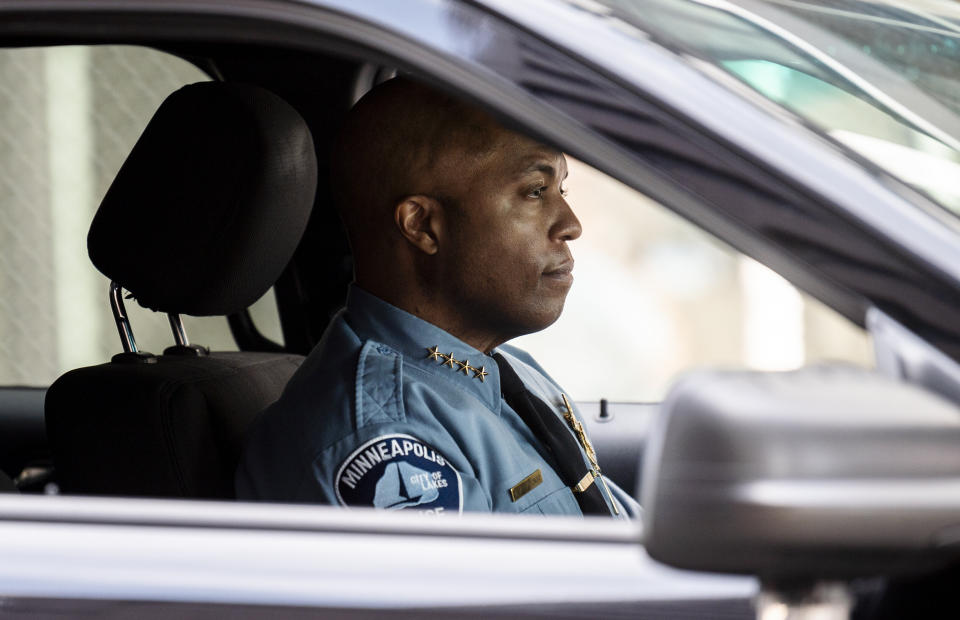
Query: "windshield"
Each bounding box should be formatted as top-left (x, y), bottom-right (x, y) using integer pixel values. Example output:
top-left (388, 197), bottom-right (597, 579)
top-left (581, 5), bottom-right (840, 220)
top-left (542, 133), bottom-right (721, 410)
top-left (598, 0), bottom-right (960, 218)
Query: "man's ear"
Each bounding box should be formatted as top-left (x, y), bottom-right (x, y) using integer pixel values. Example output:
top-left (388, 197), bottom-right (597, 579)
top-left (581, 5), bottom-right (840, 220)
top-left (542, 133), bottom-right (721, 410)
top-left (395, 195), bottom-right (442, 256)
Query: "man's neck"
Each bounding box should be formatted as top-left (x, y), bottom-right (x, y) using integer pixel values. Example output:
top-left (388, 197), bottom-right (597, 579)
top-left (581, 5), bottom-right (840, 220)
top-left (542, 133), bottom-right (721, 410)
top-left (353, 280), bottom-right (505, 354)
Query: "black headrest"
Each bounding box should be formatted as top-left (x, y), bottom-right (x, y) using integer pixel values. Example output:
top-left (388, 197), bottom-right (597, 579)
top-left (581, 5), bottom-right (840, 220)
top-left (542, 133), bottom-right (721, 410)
top-left (88, 82), bottom-right (317, 316)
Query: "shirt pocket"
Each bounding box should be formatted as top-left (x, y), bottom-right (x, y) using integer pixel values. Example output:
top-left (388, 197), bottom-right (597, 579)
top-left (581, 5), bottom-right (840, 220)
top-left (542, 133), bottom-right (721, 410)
top-left (519, 484), bottom-right (582, 517)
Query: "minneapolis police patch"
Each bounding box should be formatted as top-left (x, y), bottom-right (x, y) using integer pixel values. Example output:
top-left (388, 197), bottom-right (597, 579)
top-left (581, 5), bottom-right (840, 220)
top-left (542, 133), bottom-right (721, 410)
top-left (335, 434), bottom-right (462, 515)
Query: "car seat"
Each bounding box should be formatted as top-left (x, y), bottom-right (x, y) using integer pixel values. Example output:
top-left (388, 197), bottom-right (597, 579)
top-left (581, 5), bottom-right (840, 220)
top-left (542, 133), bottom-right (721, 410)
top-left (44, 81), bottom-right (316, 499)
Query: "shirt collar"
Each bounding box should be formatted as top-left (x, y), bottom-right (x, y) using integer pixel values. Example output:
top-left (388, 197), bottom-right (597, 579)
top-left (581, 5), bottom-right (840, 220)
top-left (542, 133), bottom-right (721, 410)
top-left (344, 285), bottom-right (501, 411)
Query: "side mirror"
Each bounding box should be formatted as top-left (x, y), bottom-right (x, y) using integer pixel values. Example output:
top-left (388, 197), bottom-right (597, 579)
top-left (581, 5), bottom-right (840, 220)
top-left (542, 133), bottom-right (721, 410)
top-left (642, 366), bottom-right (960, 613)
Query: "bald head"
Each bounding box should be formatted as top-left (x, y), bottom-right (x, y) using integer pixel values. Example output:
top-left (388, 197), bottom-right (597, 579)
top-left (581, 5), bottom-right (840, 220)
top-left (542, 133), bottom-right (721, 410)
top-left (332, 78), bottom-right (498, 253)
top-left (331, 77), bottom-right (581, 352)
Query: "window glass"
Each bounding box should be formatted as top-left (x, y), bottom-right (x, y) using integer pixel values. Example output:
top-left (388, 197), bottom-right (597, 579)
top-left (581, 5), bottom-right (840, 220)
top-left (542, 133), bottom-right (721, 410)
top-left (512, 158), bottom-right (873, 402)
top-left (600, 0), bottom-right (960, 217)
top-left (246, 290), bottom-right (285, 346)
top-left (724, 59), bottom-right (960, 213)
top-left (0, 46), bottom-right (282, 387)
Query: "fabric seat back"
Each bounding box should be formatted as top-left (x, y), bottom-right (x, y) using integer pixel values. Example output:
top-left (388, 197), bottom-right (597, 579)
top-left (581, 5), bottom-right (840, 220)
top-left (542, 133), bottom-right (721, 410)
top-left (45, 82), bottom-right (317, 498)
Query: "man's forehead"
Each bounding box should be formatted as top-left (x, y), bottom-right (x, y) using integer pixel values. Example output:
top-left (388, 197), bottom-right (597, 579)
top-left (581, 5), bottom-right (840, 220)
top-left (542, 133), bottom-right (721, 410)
top-left (433, 117), bottom-right (567, 187)
top-left (480, 127), bottom-right (562, 170)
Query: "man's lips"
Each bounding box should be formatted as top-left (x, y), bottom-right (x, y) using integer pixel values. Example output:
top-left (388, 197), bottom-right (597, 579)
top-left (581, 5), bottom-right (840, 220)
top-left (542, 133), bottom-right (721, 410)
top-left (543, 260), bottom-right (574, 283)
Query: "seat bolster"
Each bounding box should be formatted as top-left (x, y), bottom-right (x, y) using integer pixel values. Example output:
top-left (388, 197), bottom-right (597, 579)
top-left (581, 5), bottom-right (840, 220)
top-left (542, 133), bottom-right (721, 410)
top-left (45, 352), bottom-right (303, 499)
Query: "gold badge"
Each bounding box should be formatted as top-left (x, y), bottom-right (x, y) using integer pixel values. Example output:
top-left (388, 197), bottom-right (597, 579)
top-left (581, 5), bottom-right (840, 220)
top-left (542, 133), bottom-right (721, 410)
top-left (509, 469), bottom-right (543, 502)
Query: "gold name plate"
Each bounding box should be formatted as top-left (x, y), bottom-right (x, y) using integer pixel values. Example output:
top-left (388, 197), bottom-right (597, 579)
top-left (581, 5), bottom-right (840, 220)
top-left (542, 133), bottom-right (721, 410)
top-left (509, 469), bottom-right (543, 502)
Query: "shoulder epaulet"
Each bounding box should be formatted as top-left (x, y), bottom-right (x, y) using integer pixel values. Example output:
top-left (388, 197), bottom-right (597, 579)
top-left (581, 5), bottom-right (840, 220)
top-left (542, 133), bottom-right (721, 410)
top-left (355, 339), bottom-right (405, 428)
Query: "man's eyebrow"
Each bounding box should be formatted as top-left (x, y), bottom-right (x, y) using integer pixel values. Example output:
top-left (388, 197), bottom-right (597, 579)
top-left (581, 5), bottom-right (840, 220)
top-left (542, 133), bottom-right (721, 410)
top-left (517, 159), bottom-right (569, 180)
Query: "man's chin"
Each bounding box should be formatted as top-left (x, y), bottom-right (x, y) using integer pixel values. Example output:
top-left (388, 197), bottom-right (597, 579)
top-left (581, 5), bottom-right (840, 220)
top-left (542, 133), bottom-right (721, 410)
top-left (510, 303), bottom-right (566, 338)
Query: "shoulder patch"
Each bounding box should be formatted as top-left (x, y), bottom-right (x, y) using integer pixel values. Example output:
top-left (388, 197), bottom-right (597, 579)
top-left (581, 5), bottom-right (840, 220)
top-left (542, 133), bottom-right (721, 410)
top-left (335, 434), bottom-right (462, 515)
top-left (355, 340), bottom-right (405, 428)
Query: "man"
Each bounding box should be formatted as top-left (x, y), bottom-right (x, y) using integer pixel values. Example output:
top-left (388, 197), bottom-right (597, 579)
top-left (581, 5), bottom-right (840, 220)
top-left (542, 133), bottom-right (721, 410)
top-left (237, 78), bottom-right (637, 517)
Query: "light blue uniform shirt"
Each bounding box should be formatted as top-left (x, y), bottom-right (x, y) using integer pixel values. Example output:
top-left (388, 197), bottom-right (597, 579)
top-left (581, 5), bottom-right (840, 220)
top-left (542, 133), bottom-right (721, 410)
top-left (237, 286), bottom-right (638, 518)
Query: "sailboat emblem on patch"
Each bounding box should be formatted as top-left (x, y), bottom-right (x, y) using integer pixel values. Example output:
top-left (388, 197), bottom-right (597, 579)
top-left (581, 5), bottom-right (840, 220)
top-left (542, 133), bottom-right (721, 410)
top-left (335, 434), bottom-right (463, 514)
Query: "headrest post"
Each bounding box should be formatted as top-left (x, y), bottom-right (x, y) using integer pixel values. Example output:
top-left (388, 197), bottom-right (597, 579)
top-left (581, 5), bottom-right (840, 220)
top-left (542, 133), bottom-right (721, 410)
top-left (168, 313), bottom-right (190, 347)
top-left (109, 281), bottom-right (138, 353)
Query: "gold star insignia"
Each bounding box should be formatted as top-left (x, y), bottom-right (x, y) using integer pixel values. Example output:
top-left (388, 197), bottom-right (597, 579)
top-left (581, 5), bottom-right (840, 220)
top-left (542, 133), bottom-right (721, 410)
top-left (457, 359), bottom-right (473, 375)
top-left (473, 366), bottom-right (488, 382)
top-left (426, 346), bottom-right (443, 361)
top-left (443, 353), bottom-right (457, 369)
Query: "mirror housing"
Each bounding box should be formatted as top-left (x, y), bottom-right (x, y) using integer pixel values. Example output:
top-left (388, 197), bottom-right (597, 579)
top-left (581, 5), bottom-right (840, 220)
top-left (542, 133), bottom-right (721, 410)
top-left (642, 365), bottom-right (960, 580)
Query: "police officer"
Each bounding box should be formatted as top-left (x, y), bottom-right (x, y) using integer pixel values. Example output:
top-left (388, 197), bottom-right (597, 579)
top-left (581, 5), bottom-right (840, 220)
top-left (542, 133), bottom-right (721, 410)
top-left (236, 78), bottom-right (638, 518)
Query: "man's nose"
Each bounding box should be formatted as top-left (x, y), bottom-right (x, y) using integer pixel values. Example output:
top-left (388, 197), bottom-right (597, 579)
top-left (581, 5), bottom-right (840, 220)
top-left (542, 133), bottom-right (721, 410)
top-left (553, 197), bottom-right (582, 242)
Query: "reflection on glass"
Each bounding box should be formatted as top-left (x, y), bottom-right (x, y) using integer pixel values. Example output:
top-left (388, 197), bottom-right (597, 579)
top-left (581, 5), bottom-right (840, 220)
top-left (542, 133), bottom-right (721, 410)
top-left (725, 58), bottom-right (960, 212)
top-left (598, 0), bottom-right (960, 216)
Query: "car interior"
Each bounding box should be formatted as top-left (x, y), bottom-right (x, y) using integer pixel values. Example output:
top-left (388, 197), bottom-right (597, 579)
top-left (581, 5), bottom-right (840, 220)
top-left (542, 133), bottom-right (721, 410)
top-left (0, 37), bottom-right (870, 506)
top-left (1, 33), bottom-right (702, 502)
top-left (0, 44), bottom-right (377, 497)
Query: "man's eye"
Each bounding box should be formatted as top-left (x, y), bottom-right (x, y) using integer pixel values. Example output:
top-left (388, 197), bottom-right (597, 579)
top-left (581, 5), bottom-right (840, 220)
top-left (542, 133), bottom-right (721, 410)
top-left (559, 186), bottom-right (569, 197)
top-left (528, 186), bottom-right (546, 199)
